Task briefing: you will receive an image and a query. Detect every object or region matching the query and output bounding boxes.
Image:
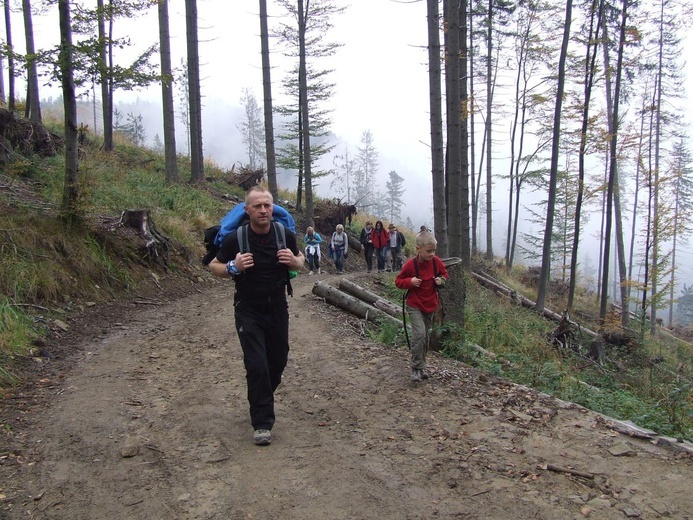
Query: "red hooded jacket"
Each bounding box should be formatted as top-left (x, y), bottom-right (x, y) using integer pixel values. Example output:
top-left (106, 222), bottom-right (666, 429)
top-left (395, 256), bottom-right (448, 313)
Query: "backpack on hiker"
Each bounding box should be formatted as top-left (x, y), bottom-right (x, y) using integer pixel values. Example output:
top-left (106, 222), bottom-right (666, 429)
top-left (201, 203), bottom-right (296, 265)
top-left (201, 203), bottom-right (297, 296)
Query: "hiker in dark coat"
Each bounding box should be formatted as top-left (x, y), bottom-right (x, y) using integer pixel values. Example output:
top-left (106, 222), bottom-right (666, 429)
top-left (395, 232), bottom-right (447, 382)
top-left (359, 221), bottom-right (375, 272)
top-left (208, 186), bottom-right (304, 446)
top-left (385, 223), bottom-right (406, 272)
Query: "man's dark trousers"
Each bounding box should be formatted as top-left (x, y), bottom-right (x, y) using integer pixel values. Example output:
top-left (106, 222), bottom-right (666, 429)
top-left (234, 295), bottom-right (289, 431)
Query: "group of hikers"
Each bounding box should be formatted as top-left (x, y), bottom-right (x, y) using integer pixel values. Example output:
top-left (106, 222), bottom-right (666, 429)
top-left (303, 220), bottom-right (410, 276)
top-left (208, 186), bottom-right (447, 446)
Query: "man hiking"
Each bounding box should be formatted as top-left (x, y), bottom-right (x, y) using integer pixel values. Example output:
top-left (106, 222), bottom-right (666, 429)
top-left (209, 186), bottom-right (304, 445)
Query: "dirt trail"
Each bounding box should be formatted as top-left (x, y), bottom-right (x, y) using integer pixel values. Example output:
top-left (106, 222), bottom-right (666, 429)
top-left (1, 272), bottom-right (692, 519)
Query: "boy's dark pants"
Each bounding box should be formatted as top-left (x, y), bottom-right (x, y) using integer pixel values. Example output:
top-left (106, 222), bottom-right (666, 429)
top-left (234, 296), bottom-right (289, 431)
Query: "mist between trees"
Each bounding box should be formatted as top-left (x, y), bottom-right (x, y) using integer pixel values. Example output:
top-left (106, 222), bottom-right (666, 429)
top-left (3, 0), bottom-right (693, 330)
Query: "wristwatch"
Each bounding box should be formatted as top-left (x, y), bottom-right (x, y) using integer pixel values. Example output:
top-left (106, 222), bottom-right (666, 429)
top-left (226, 260), bottom-right (239, 277)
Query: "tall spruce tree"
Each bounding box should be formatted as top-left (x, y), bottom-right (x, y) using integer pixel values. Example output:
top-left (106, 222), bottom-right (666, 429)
top-left (275, 0), bottom-right (343, 218)
top-left (385, 170), bottom-right (405, 224)
top-left (353, 129), bottom-right (379, 211)
top-left (239, 88), bottom-right (265, 169)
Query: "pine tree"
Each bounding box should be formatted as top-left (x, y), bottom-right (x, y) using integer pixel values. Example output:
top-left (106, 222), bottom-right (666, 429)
top-left (176, 58), bottom-right (190, 158)
top-left (385, 171), bottom-right (405, 224)
top-left (353, 130), bottom-right (379, 210)
top-left (274, 0), bottom-right (343, 218)
top-left (331, 145), bottom-right (356, 202)
top-left (239, 88), bottom-right (265, 169)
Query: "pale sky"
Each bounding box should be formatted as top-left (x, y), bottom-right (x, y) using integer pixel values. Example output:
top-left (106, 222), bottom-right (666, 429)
top-left (9, 1), bottom-right (693, 278)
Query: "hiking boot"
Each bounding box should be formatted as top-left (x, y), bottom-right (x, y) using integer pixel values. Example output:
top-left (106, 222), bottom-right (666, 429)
top-left (420, 369), bottom-right (430, 380)
top-left (410, 369), bottom-right (422, 382)
top-left (253, 429), bottom-right (272, 446)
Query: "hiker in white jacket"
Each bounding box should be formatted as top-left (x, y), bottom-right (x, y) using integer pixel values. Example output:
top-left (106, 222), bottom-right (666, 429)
top-left (330, 224), bottom-right (349, 273)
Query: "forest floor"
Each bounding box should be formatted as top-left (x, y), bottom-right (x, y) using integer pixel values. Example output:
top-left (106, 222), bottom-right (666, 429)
top-left (1, 269), bottom-right (693, 520)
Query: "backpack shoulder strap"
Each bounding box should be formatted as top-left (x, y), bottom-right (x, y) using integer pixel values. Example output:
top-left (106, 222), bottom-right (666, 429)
top-left (272, 221), bottom-right (293, 297)
top-left (237, 224), bottom-right (250, 254)
top-left (273, 221), bottom-right (286, 250)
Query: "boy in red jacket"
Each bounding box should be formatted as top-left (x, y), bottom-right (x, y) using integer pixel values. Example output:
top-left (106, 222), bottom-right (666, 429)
top-left (395, 232), bottom-right (448, 381)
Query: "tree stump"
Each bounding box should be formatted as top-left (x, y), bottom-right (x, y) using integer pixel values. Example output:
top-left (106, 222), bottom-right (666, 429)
top-left (119, 209), bottom-right (170, 267)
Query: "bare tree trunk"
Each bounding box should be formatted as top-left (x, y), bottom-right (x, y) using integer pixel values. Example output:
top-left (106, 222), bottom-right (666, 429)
top-left (158, 0), bottom-right (178, 184)
top-left (600, 9), bottom-right (628, 327)
top-left (0, 48), bottom-right (5, 104)
top-left (298, 0), bottom-right (313, 224)
top-left (628, 100), bottom-right (646, 309)
top-left (3, 0), bottom-right (14, 110)
top-left (536, 0), bottom-right (573, 312)
top-left (427, 0), bottom-right (447, 255)
top-left (650, 0), bottom-right (665, 335)
top-left (444, 0), bottom-right (462, 257)
top-left (186, 0), bottom-right (204, 182)
top-left (96, 0), bottom-right (112, 150)
top-left (459, 0), bottom-right (470, 268)
top-left (59, 0), bottom-right (79, 223)
top-left (468, 6), bottom-right (477, 254)
top-left (22, 0), bottom-right (41, 123)
top-left (599, 0), bottom-right (628, 325)
top-left (259, 0), bottom-right (278, 201)
top-left (568, 0), bottom-right (602, 314)
top-left (484, 0), bottom-right (493, 261)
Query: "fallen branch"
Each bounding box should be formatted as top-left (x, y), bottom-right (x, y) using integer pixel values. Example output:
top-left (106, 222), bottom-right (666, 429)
top-left (10, 303), bottom-right (50, 311)
top-left (545, 464), bottom-right (595, 480)
top-left (472, 271), bottom-right (598, 339)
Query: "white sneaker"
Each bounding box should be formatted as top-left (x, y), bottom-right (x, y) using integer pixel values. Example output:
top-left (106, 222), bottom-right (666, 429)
top-left (317, 268), bottom-right (321, 275)
top-left (309, 271), bottom-right (314, 276)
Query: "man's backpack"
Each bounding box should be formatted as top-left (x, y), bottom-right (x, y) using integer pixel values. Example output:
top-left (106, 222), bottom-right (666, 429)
top-left (237, 220), bottom-right (294, 296)
top-left (201, 203), bottom-right (295, 265)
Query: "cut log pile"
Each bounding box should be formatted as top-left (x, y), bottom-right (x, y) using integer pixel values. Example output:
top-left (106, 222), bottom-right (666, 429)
top-left (312, 280), bottom-right (402, 329)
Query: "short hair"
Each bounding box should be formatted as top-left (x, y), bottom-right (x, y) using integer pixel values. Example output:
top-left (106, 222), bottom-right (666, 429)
top-left (366, 221), bottom-right (373, 226)
top-left (245, 185), bottom-right (273, 204)
top-left (336, 224), bottom-right (344, 232)
top-left (306, 226), bottom-right (314, 234)
top-left (416, 231), bottom-right (437, 248)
